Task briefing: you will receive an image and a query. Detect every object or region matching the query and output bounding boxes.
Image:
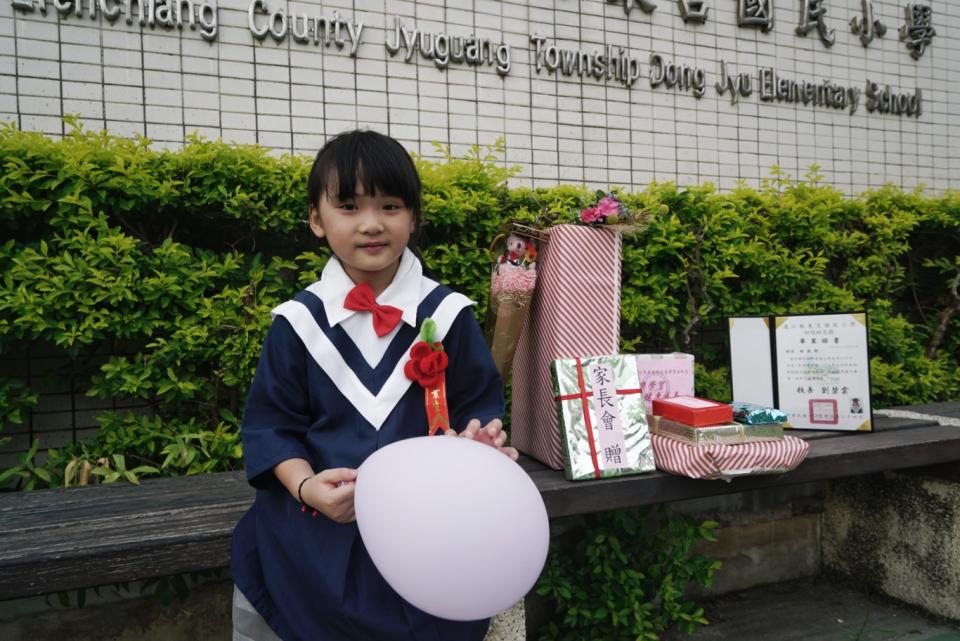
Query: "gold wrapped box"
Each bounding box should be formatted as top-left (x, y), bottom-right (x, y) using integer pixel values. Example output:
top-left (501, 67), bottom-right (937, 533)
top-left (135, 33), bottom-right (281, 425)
top-left (649, 415), bottom-right (784, 446)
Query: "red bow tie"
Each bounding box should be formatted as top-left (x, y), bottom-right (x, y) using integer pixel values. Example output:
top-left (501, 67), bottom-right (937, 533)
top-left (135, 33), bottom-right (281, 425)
top-left (344, 283), bottom-right (404, 337)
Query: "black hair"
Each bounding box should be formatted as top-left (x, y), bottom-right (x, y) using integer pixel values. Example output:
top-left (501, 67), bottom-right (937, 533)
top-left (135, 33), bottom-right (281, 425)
top-left (307, 129), bottom-right (423, 246)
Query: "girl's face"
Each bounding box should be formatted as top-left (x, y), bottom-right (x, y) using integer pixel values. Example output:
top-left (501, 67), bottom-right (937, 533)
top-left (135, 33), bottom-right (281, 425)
top-left (309, 182), bottom-right (416, 294)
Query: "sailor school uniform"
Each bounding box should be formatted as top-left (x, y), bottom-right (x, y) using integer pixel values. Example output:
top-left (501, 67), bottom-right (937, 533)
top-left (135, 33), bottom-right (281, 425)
top-left (231, 249), bottom-right (505, 641)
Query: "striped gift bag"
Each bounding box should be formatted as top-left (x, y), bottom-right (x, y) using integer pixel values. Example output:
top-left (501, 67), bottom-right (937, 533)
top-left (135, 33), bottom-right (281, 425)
top-left (510, 225), bottom-right (622, 470)
top-left (651, 434), bottom-right (810, 481)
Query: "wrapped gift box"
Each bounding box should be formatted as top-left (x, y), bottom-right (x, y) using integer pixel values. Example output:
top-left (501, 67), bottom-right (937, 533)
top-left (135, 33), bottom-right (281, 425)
top-left (649, 415), bottom-right (784, 446)
top-left (511, 224), bottom-right (622, 470)
top-left (651, 434), bottom-right (809, 481)
top-left (731, 401), bottom-right (789, 425)
top-left (552, 355), bottom-right (656, 481)
top-left (635, 353), bottom-right (695, 413)
top-left (652, 396), bottom-right (733, 427)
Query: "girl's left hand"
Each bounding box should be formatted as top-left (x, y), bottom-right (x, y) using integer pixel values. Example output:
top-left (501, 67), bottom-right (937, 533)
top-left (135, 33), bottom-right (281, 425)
top-left (453, 418), bottom-right (519, 461)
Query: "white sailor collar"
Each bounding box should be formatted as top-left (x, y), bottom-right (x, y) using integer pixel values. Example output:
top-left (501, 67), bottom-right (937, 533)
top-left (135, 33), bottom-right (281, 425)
top-left (312, 248), bottom-right (421, 330)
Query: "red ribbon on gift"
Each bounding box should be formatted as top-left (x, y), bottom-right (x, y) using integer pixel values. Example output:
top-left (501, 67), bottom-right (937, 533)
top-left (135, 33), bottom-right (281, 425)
top-left (574, 359), bottom-right (602, 480)
top-left (554, 362), bottom-right (649, 480)
top-left (555, 387), bottom-right (643, 401)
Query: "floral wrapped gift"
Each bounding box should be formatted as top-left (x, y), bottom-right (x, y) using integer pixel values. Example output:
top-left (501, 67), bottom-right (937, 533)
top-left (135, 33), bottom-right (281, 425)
top-left (552, 355), bottom-right (657, 481)
top-left (651, 434), bottom-right (809, 481)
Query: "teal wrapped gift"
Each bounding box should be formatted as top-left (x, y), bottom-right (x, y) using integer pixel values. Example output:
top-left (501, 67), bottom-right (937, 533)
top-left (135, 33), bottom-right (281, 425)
top-left (731, 401), bottom-right (789, 424)
top-left (552, 355), bottom-right (657, 481)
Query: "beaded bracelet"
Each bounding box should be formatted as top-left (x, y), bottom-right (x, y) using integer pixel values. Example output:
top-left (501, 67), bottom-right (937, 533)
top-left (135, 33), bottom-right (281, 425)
top-left (297, 475), bottom-right (319, 518)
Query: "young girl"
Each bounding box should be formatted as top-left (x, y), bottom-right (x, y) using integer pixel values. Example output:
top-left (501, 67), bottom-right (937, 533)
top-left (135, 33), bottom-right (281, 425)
top-left (231, 130), bottom-right (517, 641)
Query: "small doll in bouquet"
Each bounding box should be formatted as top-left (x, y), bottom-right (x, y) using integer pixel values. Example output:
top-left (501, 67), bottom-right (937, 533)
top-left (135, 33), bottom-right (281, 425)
top-left (486, 226), bottom-right (543, 379)
top-left (498, 232), bottom-right (537, 269)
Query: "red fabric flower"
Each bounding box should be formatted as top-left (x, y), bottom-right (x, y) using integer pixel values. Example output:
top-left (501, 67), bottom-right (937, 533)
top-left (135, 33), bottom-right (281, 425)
top-left (404, 341), bottom-right (448, 387)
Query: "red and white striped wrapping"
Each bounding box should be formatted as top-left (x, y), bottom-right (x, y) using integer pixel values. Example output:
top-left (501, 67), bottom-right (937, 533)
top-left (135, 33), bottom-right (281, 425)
top-left (510, 225), bottom-right (622, 470)
top-left (651, 434), bottom-right (810, 481)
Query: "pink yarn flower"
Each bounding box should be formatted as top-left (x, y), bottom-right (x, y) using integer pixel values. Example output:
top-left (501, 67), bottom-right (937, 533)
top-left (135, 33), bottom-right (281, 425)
top-left (596, 195), bottom-right (621, 218)
top-left (579, 206), bottom-right (602, 223)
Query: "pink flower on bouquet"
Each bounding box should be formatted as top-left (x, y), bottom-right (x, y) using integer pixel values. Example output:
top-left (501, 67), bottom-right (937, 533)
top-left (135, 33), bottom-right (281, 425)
top-left (579, 206), bottom-right (602, 223)
top-left (596, 195), bottom-right (621, 218)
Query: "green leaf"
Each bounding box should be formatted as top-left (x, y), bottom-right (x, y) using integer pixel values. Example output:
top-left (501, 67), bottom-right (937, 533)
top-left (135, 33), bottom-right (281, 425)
top-left (419, 317), bottom-right (437, 343)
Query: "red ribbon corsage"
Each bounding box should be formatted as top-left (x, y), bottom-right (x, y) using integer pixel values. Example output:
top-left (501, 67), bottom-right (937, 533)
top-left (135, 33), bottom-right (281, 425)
top-left (404, 341), bottom-right (448, 388)
top-left (405, 319), bottom-right (452, 436)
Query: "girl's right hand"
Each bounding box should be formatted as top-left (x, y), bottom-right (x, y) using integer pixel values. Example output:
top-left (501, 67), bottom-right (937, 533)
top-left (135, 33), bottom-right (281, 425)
top-left (301, 468), bottom-right (358, 523)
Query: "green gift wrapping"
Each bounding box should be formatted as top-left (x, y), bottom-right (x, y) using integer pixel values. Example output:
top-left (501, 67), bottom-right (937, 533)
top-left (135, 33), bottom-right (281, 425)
top-left (551, 355), bottom-right (656, 481)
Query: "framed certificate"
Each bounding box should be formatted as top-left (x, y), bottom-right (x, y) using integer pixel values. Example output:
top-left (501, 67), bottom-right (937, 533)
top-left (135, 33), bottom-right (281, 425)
top-left (728, 312), bottom-right (872, 432)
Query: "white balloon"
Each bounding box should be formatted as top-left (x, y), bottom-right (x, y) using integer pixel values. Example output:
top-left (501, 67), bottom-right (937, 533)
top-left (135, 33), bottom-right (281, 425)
top-left (354, 436), bottom-right (550, 621)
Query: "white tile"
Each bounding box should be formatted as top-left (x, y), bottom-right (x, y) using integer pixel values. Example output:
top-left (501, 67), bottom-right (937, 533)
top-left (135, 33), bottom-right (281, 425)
top-left (145, 88), bottom-right (183, 107)
top-left (143, 70), bottom-right (181, 89)
top-left (13, 19), bottom-right (58, 41)
top-left (17, 56), bottom-right (59, 79)
top-left (62, 99), bottom-right (103, 119)
top-left (222, 127), bottom-right (257, 144)
top-left (145, 105), bottom-right (183, 122)
top-left (146, 123), bottom-right (185, 141)
top-left (19, 95), bottom-right (59, 115)
top-left (107, 108), bottom-right (147, 138)
top-left (222, 111), bottom-right (257, 130)
top-left (18, 76), bottom-right (59, 97)
top-left (256, 97), bottom-right (290, 115)
top-left (20, 114), bottom-right (63, 133)
top-left (62, 81), bottom-right (103, 101)
top-left (258, 114), bottom-right (292, 132)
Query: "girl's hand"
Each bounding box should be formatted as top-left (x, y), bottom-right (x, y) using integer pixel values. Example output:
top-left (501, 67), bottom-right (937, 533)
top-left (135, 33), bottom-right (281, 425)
top-left (454, 418), bottom-right (519, 461)
top-left (301, 468), bottom-right (358, 523)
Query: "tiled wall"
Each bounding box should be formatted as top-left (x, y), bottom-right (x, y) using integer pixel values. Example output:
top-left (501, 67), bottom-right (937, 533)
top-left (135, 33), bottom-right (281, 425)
top-left (1, 0), bottom-right (957, 192)
top-left (0, 343), bottom-right (151, 468)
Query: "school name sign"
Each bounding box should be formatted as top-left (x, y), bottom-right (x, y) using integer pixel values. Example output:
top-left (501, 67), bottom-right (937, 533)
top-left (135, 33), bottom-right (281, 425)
top-left (11, 0), bottom-right (927, 119)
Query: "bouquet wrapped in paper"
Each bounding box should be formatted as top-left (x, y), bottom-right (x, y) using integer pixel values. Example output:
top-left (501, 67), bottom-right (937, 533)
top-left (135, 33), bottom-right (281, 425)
top-left (486, 224), bottom-right (545, 380)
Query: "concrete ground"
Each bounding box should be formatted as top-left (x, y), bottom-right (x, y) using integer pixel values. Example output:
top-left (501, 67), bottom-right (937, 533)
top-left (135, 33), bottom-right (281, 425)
top-left (663, 576), bottom-right (960, 641)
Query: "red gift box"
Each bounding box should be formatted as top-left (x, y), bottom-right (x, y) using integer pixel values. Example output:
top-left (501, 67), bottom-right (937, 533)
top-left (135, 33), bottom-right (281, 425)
top-left (652, 396), bottom-right (733, 427)
top-left (510, 225), bottom-right (622, 470)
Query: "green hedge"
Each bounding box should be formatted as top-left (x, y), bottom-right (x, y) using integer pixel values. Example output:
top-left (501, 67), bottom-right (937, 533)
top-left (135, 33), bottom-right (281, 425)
top-left (1, 123), bottom-right (958, 487)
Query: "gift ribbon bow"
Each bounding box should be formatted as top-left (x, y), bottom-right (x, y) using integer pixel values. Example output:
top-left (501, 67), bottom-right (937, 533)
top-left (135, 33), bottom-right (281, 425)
top-left (344, 283), bottom-right (403, 337)
top-left (404, 318), bottom-right (452, 436)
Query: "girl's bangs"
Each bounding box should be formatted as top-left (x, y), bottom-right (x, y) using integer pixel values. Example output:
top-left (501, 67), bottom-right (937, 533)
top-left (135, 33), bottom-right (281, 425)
top-left (320, 133), bottom-right (420, 209)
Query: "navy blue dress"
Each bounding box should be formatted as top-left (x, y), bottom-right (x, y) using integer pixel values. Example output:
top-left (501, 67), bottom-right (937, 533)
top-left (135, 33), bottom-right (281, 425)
top-left (231, 282), bottom-right (505, 641)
